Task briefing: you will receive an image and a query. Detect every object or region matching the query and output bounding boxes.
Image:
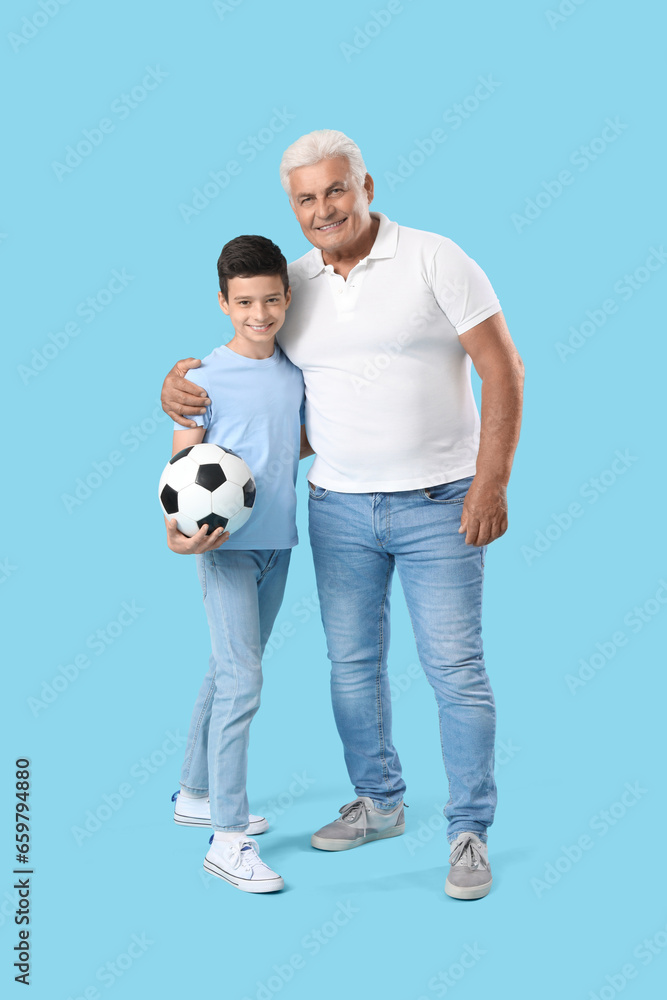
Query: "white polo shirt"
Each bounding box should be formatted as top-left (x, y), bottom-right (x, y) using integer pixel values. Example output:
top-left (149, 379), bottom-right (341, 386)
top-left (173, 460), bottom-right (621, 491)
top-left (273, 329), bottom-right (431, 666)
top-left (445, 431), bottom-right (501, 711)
top-left (277, 212), bottom-right (502, 493)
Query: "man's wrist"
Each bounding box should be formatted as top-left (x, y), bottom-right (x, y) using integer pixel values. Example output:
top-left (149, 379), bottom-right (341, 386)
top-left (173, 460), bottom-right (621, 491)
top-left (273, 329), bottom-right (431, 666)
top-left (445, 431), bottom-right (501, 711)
top-left (472, 471), bottom-right (509, 489)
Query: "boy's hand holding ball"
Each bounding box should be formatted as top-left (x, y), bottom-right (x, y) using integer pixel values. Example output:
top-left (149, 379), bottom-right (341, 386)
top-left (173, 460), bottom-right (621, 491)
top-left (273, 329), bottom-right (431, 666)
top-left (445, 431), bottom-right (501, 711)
top-left (164, 516), bottom-right (229, 554)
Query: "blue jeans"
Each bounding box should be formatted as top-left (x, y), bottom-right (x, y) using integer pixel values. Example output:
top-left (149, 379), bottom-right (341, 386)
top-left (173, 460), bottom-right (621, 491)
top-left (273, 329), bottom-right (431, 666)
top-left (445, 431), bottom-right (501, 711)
top-left (308, 476), bottom-right (496, 844)
top-left (179, 548), bottom-right (291, 831)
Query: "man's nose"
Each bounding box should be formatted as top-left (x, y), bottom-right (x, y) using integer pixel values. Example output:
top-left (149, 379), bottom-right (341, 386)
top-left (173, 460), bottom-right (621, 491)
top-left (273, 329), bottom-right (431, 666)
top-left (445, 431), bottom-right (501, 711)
top-left (314, 197), bottom-right (334, 220)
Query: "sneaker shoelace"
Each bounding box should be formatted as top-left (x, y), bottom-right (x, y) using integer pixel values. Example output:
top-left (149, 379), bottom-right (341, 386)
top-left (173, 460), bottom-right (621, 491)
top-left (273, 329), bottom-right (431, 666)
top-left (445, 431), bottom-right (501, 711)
top-left (449, 834), bottom-right (487, 871)
top-left (339, 799), bottom-right (368, 834)
top-left (224, 838), bottom-right (277, 880)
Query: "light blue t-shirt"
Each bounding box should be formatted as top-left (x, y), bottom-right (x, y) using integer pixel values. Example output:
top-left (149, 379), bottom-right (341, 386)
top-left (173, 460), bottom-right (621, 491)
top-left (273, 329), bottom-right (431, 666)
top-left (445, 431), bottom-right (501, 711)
top-left (173, 343), bottom-right (305, 549)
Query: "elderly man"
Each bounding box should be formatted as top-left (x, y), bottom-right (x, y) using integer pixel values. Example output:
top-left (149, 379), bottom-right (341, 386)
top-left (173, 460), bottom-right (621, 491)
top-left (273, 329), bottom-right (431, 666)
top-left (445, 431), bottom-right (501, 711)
top-left (161, 130), bottom-right (524, 899)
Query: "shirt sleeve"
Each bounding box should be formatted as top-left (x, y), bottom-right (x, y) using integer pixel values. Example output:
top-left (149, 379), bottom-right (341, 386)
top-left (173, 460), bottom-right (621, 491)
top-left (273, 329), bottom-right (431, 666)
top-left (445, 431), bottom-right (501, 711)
top-left (429, 238), bottom-right (501, 335)
top-left (171, 366), bottom-right (210, 432)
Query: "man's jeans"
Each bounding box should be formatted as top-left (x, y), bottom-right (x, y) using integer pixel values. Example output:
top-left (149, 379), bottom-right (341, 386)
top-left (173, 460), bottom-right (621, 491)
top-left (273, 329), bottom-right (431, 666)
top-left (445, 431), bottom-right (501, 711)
top-left (308, 476), bottom-right (496, 843)
top-left (179, 548), bottom-right (291, 831)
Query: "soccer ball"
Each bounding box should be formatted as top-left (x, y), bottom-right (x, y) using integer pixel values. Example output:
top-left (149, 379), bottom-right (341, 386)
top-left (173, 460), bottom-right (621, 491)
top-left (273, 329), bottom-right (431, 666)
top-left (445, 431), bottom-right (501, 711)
top-left (158, 443), bottom-right (256, 537)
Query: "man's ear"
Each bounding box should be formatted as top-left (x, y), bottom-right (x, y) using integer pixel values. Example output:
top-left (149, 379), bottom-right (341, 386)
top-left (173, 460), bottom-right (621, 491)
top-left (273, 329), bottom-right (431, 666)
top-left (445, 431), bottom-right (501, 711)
top-left (364, 172), bottom-right (374, 206)
top-left (218, 291), bottom-right (230, 315)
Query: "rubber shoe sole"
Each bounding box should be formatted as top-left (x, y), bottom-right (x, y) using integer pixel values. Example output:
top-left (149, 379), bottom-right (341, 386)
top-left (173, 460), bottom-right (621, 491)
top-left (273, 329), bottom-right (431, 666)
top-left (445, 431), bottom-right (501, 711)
top-left (444, 875), bottom-right (492, 900)
top-left (174, 811), bottom-right (269, 835)
top-left (311, 823), bottom-right (405, 852)
top-left (203, 857), bottom-right (284, 893)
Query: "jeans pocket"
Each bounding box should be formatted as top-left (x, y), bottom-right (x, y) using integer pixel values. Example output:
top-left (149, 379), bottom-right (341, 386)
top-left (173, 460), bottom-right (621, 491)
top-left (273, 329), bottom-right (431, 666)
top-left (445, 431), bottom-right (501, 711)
top-left (422, 475), bottom-right (474, 504)
top-left (308, 481), bottom-right (329, 500)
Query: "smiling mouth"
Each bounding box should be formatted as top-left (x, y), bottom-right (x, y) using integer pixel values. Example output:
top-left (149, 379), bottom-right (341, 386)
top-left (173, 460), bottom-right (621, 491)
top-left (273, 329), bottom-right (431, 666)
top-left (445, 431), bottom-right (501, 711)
top-left (247, 323), bottom-right (273, 332)
top-left (317, 218), bottom-right (347, 231)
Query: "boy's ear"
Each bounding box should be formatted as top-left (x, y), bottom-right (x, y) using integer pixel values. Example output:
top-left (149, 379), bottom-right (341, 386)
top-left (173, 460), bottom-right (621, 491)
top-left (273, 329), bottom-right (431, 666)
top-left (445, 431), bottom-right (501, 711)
top-left (218, 291), bottom-right (230, 315)
top-left (284, 286), bottom-right (292, 308)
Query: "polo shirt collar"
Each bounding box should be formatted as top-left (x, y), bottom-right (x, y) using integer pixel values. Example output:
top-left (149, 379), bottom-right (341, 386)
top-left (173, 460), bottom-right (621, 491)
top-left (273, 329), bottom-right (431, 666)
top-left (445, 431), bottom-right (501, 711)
top-left (302, 212), bottom-right (398, 278)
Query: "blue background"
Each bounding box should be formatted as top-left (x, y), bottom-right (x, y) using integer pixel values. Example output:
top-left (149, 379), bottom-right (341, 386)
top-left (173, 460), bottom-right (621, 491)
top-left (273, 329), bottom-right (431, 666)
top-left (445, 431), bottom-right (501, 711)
top-left (3, 1), bottom-right (666, 997)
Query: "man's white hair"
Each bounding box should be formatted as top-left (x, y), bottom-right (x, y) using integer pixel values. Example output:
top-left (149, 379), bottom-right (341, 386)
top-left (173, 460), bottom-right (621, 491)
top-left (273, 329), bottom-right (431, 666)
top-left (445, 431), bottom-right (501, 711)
top-left (279, 129), bottom-right (367, 200)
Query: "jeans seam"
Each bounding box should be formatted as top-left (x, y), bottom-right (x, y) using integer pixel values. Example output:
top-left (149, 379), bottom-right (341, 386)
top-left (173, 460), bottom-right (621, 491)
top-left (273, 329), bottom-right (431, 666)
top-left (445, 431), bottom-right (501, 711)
top-left (181, 677), bottom-right (215, 784)
top-left (375, 557), bottom-right (393, 788)
top-left (181, 553), bottom-right (212, 782)
top-left (258, 549), bottom-right (278, 583)
top-left (210, 559), bottom-right (240, 826)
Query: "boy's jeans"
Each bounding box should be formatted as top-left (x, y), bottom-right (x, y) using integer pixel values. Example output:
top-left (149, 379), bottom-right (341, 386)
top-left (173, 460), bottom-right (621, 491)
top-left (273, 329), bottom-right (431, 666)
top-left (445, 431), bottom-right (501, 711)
top-left (179, 548), bottom-right (291, 831)
top-left (307, 476), bottom-right (496, 844)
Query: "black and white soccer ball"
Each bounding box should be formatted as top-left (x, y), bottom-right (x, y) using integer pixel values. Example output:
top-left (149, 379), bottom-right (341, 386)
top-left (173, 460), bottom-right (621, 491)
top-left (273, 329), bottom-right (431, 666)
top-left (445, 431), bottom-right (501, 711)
top-left (159, 443), bottom-right (256, 537)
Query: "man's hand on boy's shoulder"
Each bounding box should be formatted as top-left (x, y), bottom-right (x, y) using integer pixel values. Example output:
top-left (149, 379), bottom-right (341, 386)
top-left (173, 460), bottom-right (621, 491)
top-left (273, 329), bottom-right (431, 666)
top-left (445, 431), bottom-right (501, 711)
top-left (165, 517), bottom-right (230, 554)
top-left (161, 358), bottom-right (212, 428)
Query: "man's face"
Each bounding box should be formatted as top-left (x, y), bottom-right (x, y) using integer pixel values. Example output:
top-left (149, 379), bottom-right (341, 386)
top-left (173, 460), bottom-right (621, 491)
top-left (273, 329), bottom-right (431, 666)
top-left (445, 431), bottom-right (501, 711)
top-left (288, 156), bottom-right (374, 252)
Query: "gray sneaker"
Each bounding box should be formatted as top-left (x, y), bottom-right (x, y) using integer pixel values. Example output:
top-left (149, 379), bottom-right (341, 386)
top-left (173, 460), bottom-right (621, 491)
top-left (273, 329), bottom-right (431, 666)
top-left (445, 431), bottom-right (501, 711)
top-left (311, 797), bottom-right (405, 851)
top-left (445, 831), bottom-right (492, 899)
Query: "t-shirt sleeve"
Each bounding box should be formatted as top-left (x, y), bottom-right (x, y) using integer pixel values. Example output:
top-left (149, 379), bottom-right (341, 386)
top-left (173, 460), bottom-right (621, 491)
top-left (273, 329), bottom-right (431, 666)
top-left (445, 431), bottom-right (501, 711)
top-left (171, 366), bottom-right (211, 432)
top-left (429, 238), bottom-right (501, 335)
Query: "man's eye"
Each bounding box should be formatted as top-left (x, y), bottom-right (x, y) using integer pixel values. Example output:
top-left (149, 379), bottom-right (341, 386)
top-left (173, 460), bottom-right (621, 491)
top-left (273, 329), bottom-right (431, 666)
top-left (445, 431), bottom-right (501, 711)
top-left (301, 197), bottom-right (312, 204)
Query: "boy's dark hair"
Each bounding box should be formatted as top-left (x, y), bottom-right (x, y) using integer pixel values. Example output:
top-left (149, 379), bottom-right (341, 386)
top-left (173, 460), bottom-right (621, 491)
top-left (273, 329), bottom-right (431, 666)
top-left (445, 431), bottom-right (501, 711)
top-left (217, 235), bottom-right (289, 301)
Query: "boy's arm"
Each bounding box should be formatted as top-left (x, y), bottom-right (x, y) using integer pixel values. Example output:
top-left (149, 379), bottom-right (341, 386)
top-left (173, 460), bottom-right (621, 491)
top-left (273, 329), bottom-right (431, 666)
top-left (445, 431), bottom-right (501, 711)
top-left (165, 428), bottom-right (230, 554)
top-left (172, 427), bottom-right (205, 457)
top-left (299, 425), bottom-right (314, 460)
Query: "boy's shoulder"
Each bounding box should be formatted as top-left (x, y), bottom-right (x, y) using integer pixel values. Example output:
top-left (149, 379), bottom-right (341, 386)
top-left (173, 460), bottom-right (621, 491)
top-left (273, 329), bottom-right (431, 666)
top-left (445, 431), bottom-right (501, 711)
top-left (187, 344), bottom-right (234, 384)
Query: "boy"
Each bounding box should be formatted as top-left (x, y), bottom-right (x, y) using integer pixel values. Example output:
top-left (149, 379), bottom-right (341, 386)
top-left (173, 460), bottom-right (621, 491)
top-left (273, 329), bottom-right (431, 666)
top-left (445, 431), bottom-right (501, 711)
top-left (165, 235), bottom-right (311, 893)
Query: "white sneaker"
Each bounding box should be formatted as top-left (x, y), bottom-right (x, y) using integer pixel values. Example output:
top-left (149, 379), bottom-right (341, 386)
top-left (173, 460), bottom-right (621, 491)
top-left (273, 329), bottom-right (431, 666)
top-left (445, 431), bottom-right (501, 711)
top-left (171, 792), bottom-right (268, 835)
top-left (204, 836), bottom-right (284, 893)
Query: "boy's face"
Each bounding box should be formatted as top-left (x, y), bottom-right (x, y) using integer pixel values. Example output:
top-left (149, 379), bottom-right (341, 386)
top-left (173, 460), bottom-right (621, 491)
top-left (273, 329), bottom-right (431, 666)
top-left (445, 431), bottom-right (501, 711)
top-left (218, 274), bottom-right (291, 349)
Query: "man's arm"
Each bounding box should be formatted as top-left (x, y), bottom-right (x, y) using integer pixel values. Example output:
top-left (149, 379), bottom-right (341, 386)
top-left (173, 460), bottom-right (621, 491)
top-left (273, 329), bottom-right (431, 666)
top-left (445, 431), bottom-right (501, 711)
top-left (458, 311), bottom-right (524, 547)
top-left (161, 358), bottom-right (212, 428)
top-left (164, 428), bottom-right (230, 553)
